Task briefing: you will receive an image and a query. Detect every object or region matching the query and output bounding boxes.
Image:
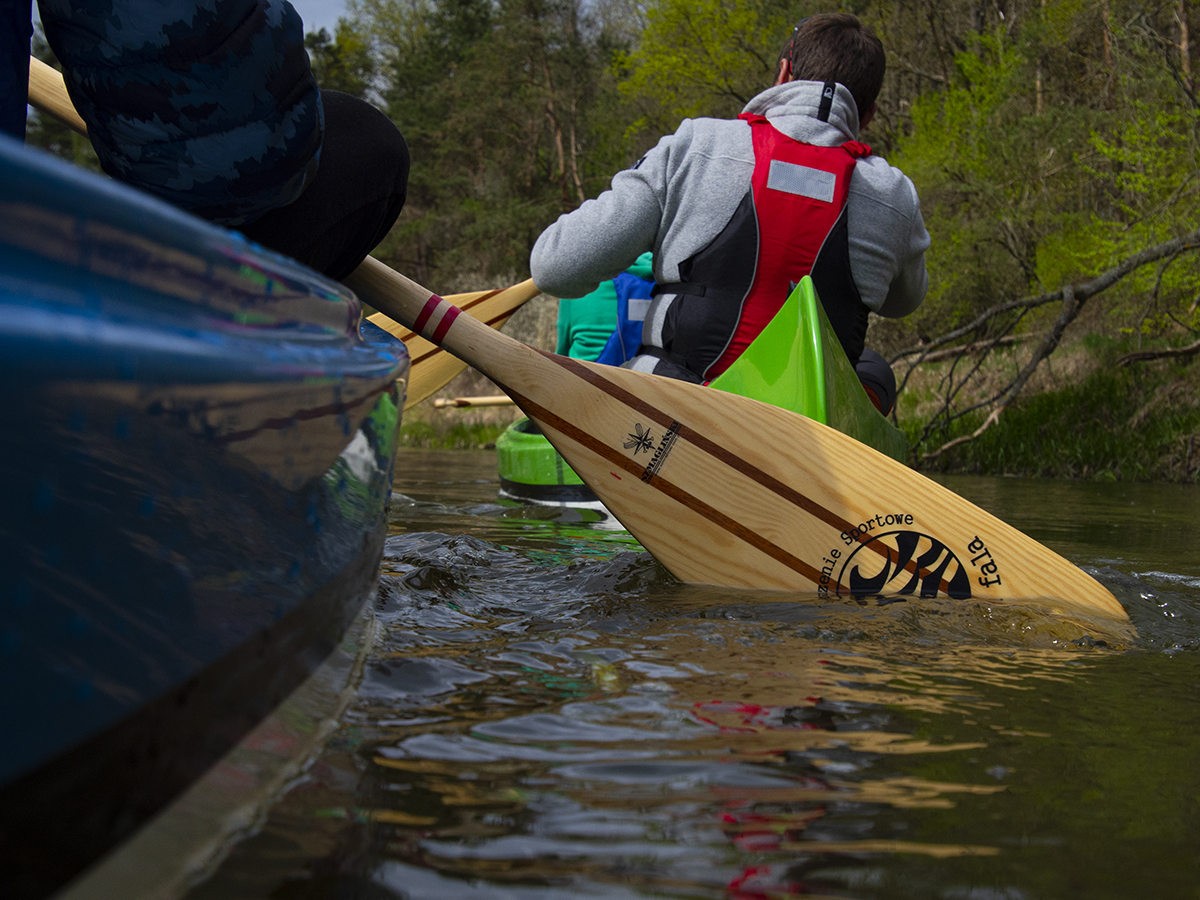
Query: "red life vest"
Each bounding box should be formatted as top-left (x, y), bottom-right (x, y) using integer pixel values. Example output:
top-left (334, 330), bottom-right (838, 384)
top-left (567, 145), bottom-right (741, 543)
top-left (648, 111), bottom-right (871, 382)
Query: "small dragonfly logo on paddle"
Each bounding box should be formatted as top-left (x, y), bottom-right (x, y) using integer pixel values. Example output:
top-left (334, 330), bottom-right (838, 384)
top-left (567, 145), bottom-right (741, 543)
top-left (624, 423), bottom-right (655, 455)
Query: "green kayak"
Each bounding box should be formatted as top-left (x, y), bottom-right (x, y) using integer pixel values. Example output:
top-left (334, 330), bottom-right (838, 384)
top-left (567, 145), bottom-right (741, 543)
top-left (496, 277), bottom-right (906, 507)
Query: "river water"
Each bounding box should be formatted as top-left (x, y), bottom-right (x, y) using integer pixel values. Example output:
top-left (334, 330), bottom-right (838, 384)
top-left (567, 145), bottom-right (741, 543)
top-left (188, 450), bottom-right (1200, 900)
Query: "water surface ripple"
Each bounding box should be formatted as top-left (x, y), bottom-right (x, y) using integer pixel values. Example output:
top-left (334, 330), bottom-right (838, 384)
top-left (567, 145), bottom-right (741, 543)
top-left (189, 453), bottom-right (1200, 900)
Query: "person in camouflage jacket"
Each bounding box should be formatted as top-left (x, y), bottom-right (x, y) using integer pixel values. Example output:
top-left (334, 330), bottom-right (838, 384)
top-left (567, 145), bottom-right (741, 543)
top-left (24, 0), bottom-right (409, 279)
top-left (39, 0), bottom-right (321, 226)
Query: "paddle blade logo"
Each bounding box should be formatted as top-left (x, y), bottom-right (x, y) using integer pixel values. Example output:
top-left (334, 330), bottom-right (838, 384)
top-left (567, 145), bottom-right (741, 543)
top-left (838, 530), bottom-right (972, 599)
top-left (624, 423), bottom-right (654, 455)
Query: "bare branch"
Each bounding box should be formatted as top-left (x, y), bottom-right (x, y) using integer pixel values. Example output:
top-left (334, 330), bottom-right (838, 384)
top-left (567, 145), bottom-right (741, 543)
top-left (892, 226), bottom-right (1200, 364)
top-left (922, 406), bottom-right (1006, 461)
top-left (1116, 338), bottom-right (1200, 366)
top-left (912, 333), bottom-right (1040, 364)
top-left (920, 282), bottom-right (1083, 462)
top-left (891, 56), bottom-right (948, 84)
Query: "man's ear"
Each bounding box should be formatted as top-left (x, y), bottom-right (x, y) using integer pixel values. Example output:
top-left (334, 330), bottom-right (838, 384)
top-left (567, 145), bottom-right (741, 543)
top-left (860, 102), bottom-right (877, 130)
top-left (774, 58), bottom-right (791, 86)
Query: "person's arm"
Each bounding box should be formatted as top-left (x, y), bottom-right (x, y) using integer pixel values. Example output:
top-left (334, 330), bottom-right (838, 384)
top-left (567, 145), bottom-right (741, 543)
top-left (531, 138), bottom-right (671, 300)
top-left (875, 176), bottom-right (930, 319)
top-left (847, 160), bottom-right (931, 319)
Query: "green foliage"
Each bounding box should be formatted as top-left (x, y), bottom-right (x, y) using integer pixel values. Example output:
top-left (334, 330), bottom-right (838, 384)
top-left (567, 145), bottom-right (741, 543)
top-left (330, 0), bottom-right (1200, 478)
top-left (614, 0), bottom-right (794, 131)
top-left (305, 19), bottom-right (377, 96)
top-left (880, 0), bottom-right (1200, 428)
top-left (354, 0), bottom-right (643, 285)
top-left (893, 25), bottom-right (1105, 337)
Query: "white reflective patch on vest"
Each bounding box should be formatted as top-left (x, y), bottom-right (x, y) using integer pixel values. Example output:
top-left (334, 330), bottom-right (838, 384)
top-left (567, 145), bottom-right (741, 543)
top-left (766, 160), bottom-right (836, 203)
top-left (646, 294), bottom-right (672, 347)
top-left (626, 354), bottom-right (660, 374)
top-left (627, 297), bottom-right (651, 322)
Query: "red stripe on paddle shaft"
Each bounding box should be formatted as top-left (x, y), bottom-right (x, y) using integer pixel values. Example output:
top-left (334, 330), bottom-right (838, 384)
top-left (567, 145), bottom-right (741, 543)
top-left (411, 312), bottom-right (510, 366)
top-left (410, 308), bottom-right (518, 365)
top-left (505, 387), bottom-right (828, 586)
top-left (543, 353), bottom-right (958, 595)
top-left (412, 294), bottom-right (441, 336)
top-left (392, 289), bottom-right (503, 347)
top-left (431, 304), bottom-right (460, 344)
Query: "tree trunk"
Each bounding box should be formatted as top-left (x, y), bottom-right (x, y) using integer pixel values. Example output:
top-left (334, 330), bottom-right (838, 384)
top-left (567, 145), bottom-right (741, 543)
top-left (1181, 0), bottom-right (1193, 93)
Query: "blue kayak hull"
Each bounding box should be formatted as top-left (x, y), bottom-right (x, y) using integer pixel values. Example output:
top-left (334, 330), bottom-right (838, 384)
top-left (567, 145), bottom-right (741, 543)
top-left (0, 136), bottom-right (408, 898)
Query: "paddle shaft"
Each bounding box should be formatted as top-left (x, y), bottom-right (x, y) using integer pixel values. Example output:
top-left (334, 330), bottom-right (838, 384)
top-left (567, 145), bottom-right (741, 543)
top-left (346, 260), bottom-right (531, 389)
top-left (366, 278), bottom-right (541, 409)
top-left (434, 395), bottom-right (516, 408)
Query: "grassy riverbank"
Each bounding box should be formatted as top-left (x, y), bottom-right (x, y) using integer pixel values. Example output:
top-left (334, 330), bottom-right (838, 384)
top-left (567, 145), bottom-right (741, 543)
top-left (901, 344), bottom-right (1200, 482)
top-left (399, 418), bottom-right (512, 449)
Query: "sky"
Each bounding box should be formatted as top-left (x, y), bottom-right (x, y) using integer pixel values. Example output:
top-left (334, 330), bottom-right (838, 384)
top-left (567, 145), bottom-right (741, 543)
top-left (288, 0), bottom-right (351, 35)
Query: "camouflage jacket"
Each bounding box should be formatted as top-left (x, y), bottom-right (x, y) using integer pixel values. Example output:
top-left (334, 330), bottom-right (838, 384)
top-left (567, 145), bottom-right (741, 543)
top-left (39, 0), bottom-right (323, 226)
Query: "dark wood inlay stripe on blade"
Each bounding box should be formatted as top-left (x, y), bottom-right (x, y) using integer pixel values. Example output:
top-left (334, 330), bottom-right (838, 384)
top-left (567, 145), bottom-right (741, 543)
top-left (547, 353), bottom-right (857, 531)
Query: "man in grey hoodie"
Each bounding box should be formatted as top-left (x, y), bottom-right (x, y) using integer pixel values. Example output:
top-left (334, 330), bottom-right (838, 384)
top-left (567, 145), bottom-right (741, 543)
top-left (530, 13), bottom-right (929, 409)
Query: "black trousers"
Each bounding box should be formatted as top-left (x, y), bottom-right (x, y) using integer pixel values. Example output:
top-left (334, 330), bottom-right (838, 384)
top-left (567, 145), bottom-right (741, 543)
top-left (240, 90), bottom-right (410, 282)
top-left (855, 347), bottom-right (897, 415)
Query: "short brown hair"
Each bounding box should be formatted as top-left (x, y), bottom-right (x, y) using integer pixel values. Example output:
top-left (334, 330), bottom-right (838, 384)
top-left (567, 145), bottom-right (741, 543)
top-left (779, 14), bottom-right (885, 120)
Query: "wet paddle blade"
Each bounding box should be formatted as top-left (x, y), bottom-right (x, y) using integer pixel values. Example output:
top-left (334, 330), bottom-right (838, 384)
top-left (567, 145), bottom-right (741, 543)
top-left (366, 280), bottom-right (540, 409)
top-left (347, 257), bottom-right (1127, 621)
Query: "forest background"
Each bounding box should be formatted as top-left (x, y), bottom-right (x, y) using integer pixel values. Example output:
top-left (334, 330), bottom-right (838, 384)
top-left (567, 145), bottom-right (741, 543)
top-left (30, 0), bottom-right (1200, 480)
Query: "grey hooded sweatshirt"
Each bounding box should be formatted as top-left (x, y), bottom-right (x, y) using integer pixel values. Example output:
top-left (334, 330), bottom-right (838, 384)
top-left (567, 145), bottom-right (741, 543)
top-left (530, 80), bottom-right (931, 365)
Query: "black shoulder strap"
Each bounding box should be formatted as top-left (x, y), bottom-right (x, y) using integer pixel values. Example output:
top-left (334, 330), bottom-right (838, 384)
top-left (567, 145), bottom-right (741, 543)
top-left (817, 81), bottom-right (836, 122)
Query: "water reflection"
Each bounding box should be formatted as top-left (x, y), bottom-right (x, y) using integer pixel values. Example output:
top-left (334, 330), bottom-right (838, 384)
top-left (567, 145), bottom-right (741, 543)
top-left (183, 455), bottom-right (1200, 900)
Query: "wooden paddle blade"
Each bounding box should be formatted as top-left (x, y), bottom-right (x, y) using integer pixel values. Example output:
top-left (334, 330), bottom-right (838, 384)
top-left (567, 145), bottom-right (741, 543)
top-left (347, 257), bottom-right (1127, 620)
top-left (520, 364), bottom-right (1126, 618)
top-left (365, 280), bottom-right (540, 409)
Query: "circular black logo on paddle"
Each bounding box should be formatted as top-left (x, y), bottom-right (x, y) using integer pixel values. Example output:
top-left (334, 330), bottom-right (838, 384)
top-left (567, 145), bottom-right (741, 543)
top-left (837, 530), bottom-right (972, 599)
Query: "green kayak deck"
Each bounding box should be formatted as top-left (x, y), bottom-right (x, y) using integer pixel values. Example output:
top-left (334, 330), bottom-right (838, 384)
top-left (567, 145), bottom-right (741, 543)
top-left (496, 277), bottom-right (906, 505)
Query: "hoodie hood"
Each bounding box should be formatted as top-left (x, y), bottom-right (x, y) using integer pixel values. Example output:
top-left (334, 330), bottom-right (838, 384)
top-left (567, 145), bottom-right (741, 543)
top-left (742, 80), bottom-right (860, 146)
